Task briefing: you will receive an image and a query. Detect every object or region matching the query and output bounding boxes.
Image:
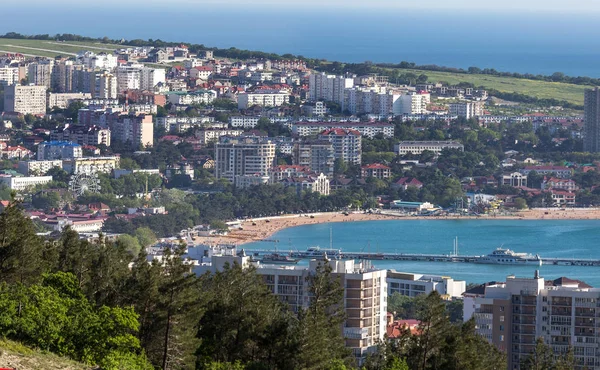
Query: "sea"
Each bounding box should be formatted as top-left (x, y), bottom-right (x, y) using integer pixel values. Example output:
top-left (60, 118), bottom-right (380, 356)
top-left (3, 5), bottom-right (600, 77)
top-left (243, 219), bottom-right (600, 287)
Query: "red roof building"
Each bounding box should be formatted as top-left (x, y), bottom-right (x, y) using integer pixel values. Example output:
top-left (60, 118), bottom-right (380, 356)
top-left (361, 163), bottom-right (391, 179)
top-left (392, 177), bottom-right (423, 190)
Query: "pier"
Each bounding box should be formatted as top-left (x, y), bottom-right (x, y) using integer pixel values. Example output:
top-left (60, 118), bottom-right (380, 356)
top-left (248, 250), bottom-right (600, 267)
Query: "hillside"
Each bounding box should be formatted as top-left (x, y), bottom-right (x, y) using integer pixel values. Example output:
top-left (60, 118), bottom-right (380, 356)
top-left (0, 38), bottom-right (587, 105)
top-left (0, 339), bottom-right (92, 370)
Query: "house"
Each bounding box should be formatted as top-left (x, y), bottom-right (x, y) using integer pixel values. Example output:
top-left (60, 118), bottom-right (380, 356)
top-left (392, 177), bottom-right (423, 190)
top-left (386, 315), bottom-right (421, 339)
top-left (520, 166), bottom-right (572, 179)
top-left (329, 176), bottom-right (367, 192)
top-left (88, 202), bottom-right (110, 213)
top-left (361, 163), bottom-right (391, 179)
top-left (1, 146), bottom-right (33, 159)
top-left (550, 190), bottom-right (576, 206)
top-left (501, 172), bottom-right (527, 187)
top-left (541, 177), bottom-right (578, 192)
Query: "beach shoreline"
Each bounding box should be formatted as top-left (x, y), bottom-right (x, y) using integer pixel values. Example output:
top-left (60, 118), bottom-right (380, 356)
top-left (188, 208), bottom-right (600, 247)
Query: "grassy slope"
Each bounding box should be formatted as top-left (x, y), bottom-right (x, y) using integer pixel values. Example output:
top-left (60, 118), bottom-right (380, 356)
top-left (0, 38), bottom-right (587, 105)
top-left (0, 339), bottom-right (92, 370)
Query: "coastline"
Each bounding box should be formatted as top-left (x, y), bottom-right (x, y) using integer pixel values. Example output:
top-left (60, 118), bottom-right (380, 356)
top-left (189, 208), bottom-right (600, 247)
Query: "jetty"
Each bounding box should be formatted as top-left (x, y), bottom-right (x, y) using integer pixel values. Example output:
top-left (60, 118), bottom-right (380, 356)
top-left (248, 250), bottom-right (600, 267)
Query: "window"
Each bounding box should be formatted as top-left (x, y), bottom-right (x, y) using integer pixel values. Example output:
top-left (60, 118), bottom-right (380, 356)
top-left (499, 335), bottom-right (504, 342)
top-left (500, 316), bottom-right (505, 322)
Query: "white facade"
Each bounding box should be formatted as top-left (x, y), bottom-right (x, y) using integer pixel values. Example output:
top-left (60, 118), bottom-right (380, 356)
top-left (116, 64), bottom-right (144, 92)
top-left (214, 137), bottom-right (276, 187)
top-left (394, 92), bottom-right (430, 115)
top-left (48, 93), bottom-right (92, 109)
top-left (78, 51), bottom-right (118, 70)
top-left (449, 102), bottom-right (483, 119)
top-left (140, 67), bottom-right (166, 90)
top-left (228, 116), bottom-right (262, 128)
top-left (18, 160), bottom-right (63, 176)
top-left (166, 90), bottom-right (217, 105)
top-left (37, 141), bottom-right (83, 160)
top-left (0, 66), bottom-right (19, 86)
top-left (0, 175), bottom-right (53, 191)
top-left (237, 91), bottom-right (289, 109)
top-left (293, 121), bottom-right (394, 139)
top-left (196, 129), bottom-right (243, 144)
top-left (309, 72), bottom-right (354, 104)
top-left (3, 84), bottom-right (47, 115)
top-left (387, 271), bottom-right (466, 298)
top-left (92, 71), bottom-right (118, 99)
top-left (395, 141), bottom-right (465, 155)
top-left (62, 156), bottom-right (120, 174)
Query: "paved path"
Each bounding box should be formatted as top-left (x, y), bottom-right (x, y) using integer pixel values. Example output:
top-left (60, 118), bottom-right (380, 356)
top-left (46, 41), bottom-right (116, 52)
top-left (2, 44), bottom-right (77, 56)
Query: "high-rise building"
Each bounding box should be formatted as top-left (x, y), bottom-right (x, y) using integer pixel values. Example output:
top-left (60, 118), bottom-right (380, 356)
top-left (37, 141), bottom-right (83, 160)
top-left (309, 72), bottom-right (354, 104)
top-left (584, 87), bottom-right (600, 152)
top-left (464, 272), bottom-right (600, 370)
top-left (28, 60), bottom-right (54, 88)
top-left (214, 136), bottom-right (276, 187)
top-left (394, 92), bottom-right (430, 115)
top-left (449, 101), bottom-right (484, 119)
top-left (3, 84), bottom-right (47, 115)
top-left (109, 113), bottom-right (154, 148)
top-left (293, 140), bottom-right (335, 177)
top-left (318, 128), bottom-right (362, 165)
top-left (92, 71), bottom-right (118, 99)
top-left (0, 66), bottom-right (20, 86)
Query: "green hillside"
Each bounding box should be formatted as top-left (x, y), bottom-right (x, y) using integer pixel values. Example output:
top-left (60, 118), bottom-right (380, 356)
top-left (0, 339), bottom-right (92, 370)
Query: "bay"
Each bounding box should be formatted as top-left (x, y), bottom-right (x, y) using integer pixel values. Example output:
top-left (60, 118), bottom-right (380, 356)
top-left (3, 5), bottom-right (600, 76)
top-left (243, 220), bottom-right (600, 287)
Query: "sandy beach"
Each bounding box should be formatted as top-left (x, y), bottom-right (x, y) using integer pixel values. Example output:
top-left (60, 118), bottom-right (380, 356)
top-left (189, 208), bottom-right (600, 247)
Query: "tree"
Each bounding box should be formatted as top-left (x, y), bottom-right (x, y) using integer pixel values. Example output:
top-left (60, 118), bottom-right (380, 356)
top-left (514, 197), bottom-right (528, 210)
top-left (135, 227), bottom-right (157, 248)
top-left (296, 262), bottom-right (350, 369)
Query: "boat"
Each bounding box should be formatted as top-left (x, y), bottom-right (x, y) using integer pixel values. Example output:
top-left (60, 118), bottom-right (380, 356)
top-left (290, 246), bottom-right (342, 259)
top-left (261, 253), bottom-right (300, 264)
top-left (475, 247), bottom-right (542, 266)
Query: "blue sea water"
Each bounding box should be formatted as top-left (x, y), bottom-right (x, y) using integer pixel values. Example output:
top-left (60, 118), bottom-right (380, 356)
top-left (3, 5), bottom-right (600, 77)
top-left (243, 220), bottom-right (600, 287)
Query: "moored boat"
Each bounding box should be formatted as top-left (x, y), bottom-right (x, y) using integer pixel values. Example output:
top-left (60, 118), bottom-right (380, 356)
top-left (475, 247), bottom-right (542, 266)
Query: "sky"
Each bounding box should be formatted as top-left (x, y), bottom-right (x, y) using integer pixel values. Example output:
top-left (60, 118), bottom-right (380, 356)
top-left (9, 0), bottom-right (600, 13)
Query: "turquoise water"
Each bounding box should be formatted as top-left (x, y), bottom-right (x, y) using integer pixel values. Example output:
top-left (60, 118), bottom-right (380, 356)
top-left (244, 220), bottom-right (600, 287)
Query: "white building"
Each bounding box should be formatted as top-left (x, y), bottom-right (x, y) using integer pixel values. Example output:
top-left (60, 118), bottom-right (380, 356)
top-left (195, 129), bottom-right (243, 144)
top-left (116, 63), bottom-right (143, 92)
top-left (78, 51), bottom-right (118, 70)
top-left (166, 90), bottom-right (217, 106)
top-left (140, 67), bottom-right (166, 90)
top-left (228, 116), bottom-right (262, 128)
top-left (293, 121), bottom-right (394, 139)
top-left (0, 66), bottom-right (20, 86)
top-left (237, 90), bottom-right (289, 109)
top-left (387, 271), bottom-right (466, 299)
top-left (394, 92), bottom-right (430, 115)
top-left (62, 156), bottom-right (120, 174)
top-left (48, 92), bottom-right (92, 109)
top-left (395, 141), bottom-right (464, 155)
top-left (449, 102), bottom-right (484, 119)
top-left (3, 84), bottom-right (47, 115)
top-left (18, 160), bottom-right (63, 176)
top-left (309, 72), bottom-right (354, 104)
top-left (279, 173), bottom-right (330, 195)
top-left (28, 60), bottom-right (54, 88)
top-left (92, 71), bottom-right (118, 99)
top-left (0, 175), bottom-right (53, 191)
top-left (37, 141), bottom-right (83, 160)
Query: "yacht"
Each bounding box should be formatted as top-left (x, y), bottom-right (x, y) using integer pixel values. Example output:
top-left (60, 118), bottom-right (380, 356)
top-left (261, 253), bottom-right (300, 264)
top-left (475, 248), bottom-right (542, 266)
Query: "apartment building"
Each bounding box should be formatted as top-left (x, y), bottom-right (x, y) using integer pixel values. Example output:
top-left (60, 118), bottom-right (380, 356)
top-left (519, 166), bottom-right (573, 179)
top-left (387, 271), bottom-right (466, 299)
top-left (292, 121), bottom-right (394, 139)
top-left (47, 92), bottom-right (92, 109)
top-left (343, 88), bottom-right (401, 115)
top-left (140, 67), bottom-right (166, 91)
top-left (195, 129), bottom-right (243, 144)
top-left (0, 175), bottom-right (53, 191)
top-left (51, 124), bottom-right (111, 147)
top-left (279, 173), bottom-right (330, 195)
top-left (18, 160), bottom-right (63, 176)
top-left (109, 113), bottom-right (154, 148)
top-left (394, 92), bottom-right (430, 115)
top-left (309, 72), bottom-right (354, 104)
top-left (156, 116), bottom-right (216, 131)
top-left (28, 60), bottom-right (54, 88)
top-left (229, 116), bottom-right (264, 128)
top-left (214, 136), bottom-right (276, 187)
top-left (166, 90), bottom-right (217, 105)
top-left (237, 90), bottom-right (289, 109)
top-left (449, 101), bottom-right (484, 119)
top-left (0, 66), bottom-right (20, 86)
top-left (37, 141), bottom-right (83, 160)
top-left (361, 163), bottom-right (391, 179)
top-left (62, 156), bottom-right (120, 174)
top-left (318, 128), bottom-right (362, 165)
top-left (541, 177), bottom-right (579, 191)
top-left (464, 272), bottom-right (600, 370)
top-left (3, 84), bottom-right (47, 115)
top-left (394, 141), bottom-right (465, 155)
top-left (92, 71), bottom-right (118, 99)
top-left (292, 141), bottom-right (335, 177)
top-left (116, 64), bottom-right (143, 92)
top-left (77, 51), bottom-right (118, 70)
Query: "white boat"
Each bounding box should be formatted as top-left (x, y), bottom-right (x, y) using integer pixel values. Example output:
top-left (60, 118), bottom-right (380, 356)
top-left (291, 246), bottom-right (342, 259)
top-left (475, 247), bottom-right (542, 266)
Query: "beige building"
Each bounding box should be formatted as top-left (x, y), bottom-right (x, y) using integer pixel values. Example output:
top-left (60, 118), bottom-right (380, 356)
top-left (18, 160), bottom-right (63, 176)
top-left (62, 156), bottom-right (120, 174)
top-left (92, 71), bottom-right (118, 99)
top-left (464, 272), bottom-right (600, 370)
top-left (109, 113), bottom-right (154, 148)
top-left (3, 84), bottom-right (47, 115)
top-left (0, 175), bottom-right (53, 191)
top-left (449, 101), bottom-right (484, 119)
top-left (280, 173), bottom-right (330, 195)
top-left (28, 60), bottom-right (54, 88)
top-left (214, 137), bottom-right (276, 187)
top-left (195, 129), bottom-right (243, 144)
top-left (395, 141), bottom-right (464, 156)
